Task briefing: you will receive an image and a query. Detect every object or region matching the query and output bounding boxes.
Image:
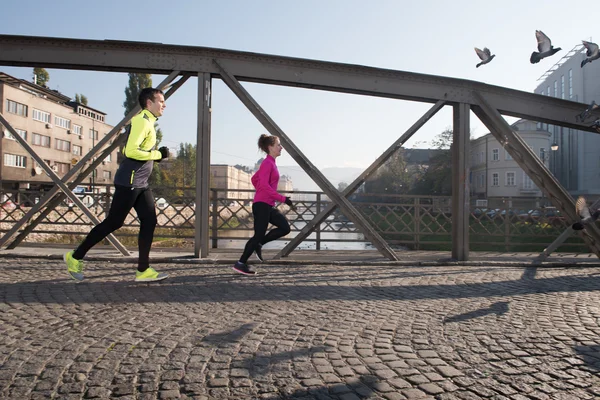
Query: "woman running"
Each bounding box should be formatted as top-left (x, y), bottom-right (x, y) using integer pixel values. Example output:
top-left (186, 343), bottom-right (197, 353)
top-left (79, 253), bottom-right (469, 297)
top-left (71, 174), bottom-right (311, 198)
top-left (233, 134), bottom-right (293, 275)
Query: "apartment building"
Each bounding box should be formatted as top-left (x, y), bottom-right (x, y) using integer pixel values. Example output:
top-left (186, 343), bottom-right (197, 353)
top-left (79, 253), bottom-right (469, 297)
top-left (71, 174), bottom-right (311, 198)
top-left (470, 119), bottom-right (551, 207)
top-left (0, 72), bottom-right (118, 195)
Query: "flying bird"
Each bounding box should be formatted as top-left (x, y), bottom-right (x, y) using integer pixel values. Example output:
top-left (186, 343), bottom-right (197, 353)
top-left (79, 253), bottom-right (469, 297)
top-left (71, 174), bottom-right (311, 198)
top-left (572, 196), bottom-right (600, 230)
top-left (581, 40), bottom-right (599, 68)
top-left (474, 47), bottom-right (495, 68)
top-left (591, 118), bottom-right (600, 134)
top-left (576, 100), bottom-right (599, 122)
top-left (530, 30), bottom-right (561, 64)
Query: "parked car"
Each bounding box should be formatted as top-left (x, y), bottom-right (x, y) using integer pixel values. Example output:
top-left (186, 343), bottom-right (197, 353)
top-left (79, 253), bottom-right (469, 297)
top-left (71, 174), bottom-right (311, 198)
top-left (517, 207), bottom-right (565, 225)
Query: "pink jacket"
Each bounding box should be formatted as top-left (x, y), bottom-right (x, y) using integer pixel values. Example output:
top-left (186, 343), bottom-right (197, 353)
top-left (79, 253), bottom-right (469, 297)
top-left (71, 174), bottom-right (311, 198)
top-left (251, 155), bottom-right (287, 206)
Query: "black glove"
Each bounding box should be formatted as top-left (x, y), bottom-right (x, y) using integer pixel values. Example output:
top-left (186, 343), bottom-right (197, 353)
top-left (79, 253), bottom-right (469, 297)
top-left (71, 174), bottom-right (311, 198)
top-left (158, 146), bottom-right (169, 160)
top-left (572, 222), bottom-right (584, 231)
top-left (284, 196), bottom-right (294, 209)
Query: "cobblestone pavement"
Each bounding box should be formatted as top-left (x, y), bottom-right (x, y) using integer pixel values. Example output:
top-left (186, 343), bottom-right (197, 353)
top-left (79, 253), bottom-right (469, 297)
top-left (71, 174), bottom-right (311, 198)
top-left (1, 259), bottom-right (600, 400)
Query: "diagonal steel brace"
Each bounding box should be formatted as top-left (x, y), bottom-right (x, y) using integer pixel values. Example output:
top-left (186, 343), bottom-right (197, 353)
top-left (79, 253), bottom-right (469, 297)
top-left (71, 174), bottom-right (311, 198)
top-left (274, 100), bottom-right (446, 258)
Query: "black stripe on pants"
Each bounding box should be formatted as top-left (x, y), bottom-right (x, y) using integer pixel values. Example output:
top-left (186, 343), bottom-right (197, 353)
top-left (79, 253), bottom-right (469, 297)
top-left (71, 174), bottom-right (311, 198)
top-left (73, 185), bottom-right (157, 271)
top-left (240, 201), bottom-right (291, 264)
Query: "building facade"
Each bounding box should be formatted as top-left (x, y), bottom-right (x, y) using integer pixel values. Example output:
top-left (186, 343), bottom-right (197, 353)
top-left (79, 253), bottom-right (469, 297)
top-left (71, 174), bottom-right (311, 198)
top-left (211, 162), bottom-right (294, 200)
top-left (210, 165), bottom-right (254, 200)
top-left (470, 119), bottom-right (551, 207)
top-left (0, 72), bottom-right (118, 195)
top-left (534, 44), bottom-right (600, 195)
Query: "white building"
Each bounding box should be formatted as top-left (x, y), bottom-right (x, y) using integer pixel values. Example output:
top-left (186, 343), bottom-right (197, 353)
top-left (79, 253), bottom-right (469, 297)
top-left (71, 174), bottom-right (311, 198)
top-left (534, 43), bottom-right (600, 195)
top-left (470, 119), bottom-right (551, 207)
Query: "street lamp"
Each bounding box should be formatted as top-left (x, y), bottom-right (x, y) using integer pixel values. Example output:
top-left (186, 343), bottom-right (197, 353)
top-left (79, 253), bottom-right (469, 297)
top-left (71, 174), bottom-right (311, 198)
top-left (550, 142), bottom-right (559, 151)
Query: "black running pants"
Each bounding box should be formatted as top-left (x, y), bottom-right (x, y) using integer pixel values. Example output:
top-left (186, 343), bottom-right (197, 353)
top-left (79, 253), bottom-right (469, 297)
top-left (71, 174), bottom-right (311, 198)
top-left (73, 185), bottom-right (157, 271)
top-left (240, 201), bottom-right (291, 263)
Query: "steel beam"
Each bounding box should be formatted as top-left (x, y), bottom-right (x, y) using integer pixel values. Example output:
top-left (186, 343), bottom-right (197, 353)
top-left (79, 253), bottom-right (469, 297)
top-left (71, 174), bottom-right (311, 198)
top-left (0, 35), bottom-right (597, 133)
top-left (0, 71), bottom-right (186, 250)
top-left (195, 72), bottom-right (212, 258)
top-left (274, 100), bottom-right (446, 259)
top-left (214, 59), bottom-right (399, 261)
top-left (451, 103), bottom-right (470, 261)
top-left (472, 91), bottom-right (600, 258)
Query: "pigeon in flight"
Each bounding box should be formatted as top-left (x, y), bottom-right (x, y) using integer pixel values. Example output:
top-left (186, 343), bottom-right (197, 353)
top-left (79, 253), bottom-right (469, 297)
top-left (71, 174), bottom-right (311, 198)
top-left (474, 47), bottom-right (495, 68)
top-left (530, 30), bottom-right (561, 64)
top-left (581, 40), bottom-right (599, 68)
top-left (591, 118), bottom-right (600, 134)
top-left (572, 196), bottom-right (600, 230)
top-left (576, 100), bottom-right (599, 122)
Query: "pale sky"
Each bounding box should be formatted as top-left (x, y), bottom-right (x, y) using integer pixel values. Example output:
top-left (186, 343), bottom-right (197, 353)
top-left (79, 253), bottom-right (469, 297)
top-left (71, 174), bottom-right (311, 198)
top-left (0, 0), bottom-right (590, 170)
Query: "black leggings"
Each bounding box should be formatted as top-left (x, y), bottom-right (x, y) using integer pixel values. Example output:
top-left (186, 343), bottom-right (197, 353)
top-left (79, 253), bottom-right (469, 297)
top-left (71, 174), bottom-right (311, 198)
top-left (73, 185), bottom-right (157, 271)
top-left (240, 201), bottom-right (291, 263)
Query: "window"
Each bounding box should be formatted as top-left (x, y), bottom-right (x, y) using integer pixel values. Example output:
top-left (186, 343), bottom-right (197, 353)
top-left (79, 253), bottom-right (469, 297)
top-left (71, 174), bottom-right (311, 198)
top-left (539, 148), bottom-right (546, 162)
top-left (103, 170), bottom-right (112, 180)
top-left (480, 151), bottom-right (484, 164)
top-left (523, 173), bottom-right (533, 189)
top-left (55, 162), bottom-right (70, 175)
top-left (32, 133), bottom-right (50, 147)
top-left (34, 160), bottom-right (51, 169)
top-left (55, 139), bottom-right (71, 152)
top-left (6, 99), bottom-right (28, 117)
top-left (506, 172), bottom-right (515, 186)
top-left (32, 109), bottom-right (51, 123)
top-left (561, 75), bottom-right (565, 99)
top-left (547, 87), bottom-right (550, 96)
top-left (492, 148), bottom-right (499, 161)
top-left (54, 116), bottom-right (71, 130)
top-left (568, 69), bottom-right (573, 99)
top-left (105, 153), bottom-right (111, 163)
top-left (72, 125), bottom-right (82, 135)
top-left (554, 81), bottom-right (557, 97)
top-left (4, 128), bottom-right (27, 141)
top-left (492, 173), bottom-right (499, 186)
top-left (3, 153), bottom-right (26, 168)
top-left (73, 145), bottom-right (82, 156)
top-left (478, 174), bottom-right (484, 188)
top-left (89, 129), bottom-right (98, 140)
top-left (505, 150), bottom-right (513, 161)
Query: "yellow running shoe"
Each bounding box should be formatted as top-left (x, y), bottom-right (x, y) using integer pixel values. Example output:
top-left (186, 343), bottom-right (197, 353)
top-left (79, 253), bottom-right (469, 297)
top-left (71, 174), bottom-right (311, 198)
top-left (64, 251), bottom-right (84, 281)
top-left (135, 267), bottom-right (169, 282)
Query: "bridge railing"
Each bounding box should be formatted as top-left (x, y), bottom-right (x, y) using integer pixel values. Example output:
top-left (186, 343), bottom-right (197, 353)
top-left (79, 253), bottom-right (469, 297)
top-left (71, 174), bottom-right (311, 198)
top-left (0, 184), bottom-right (587, 252)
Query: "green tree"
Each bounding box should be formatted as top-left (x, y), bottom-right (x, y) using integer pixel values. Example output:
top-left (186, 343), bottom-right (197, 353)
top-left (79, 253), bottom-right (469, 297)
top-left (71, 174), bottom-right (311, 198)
top-left (74, 93), bottom-right (89, 105)
top-left (338, 182), bottom-right (349, 192)
top-left (33, 68), bottom-right (49, 86)
top-left (364, 149), bottom-right (412, 196)
top-left (410, 128), bottom-right (453, 195)
top-left (123, 73), bottom-right (152, 116)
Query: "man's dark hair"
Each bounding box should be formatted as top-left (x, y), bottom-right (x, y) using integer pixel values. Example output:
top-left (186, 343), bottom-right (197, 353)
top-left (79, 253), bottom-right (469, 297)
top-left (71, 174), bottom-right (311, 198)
top-left (138, 88), bottom-right (164, 109)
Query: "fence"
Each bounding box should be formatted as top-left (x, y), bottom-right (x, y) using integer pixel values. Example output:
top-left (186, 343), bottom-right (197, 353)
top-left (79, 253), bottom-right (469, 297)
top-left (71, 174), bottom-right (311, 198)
top-left (0, 184), bottom-right (588, 253)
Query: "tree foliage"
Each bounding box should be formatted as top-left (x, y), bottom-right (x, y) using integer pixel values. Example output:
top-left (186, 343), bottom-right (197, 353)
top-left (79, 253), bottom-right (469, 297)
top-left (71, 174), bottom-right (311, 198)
top-left (410, 128), bottom-right (453, 195)
top-left (74, 93), bottom-right (89, 105)
top-left (123, 73), bottom-right (152, 116)
top-left (33, 68), bottom-right (49, 86)
top-left (364, 149), bottom-right (413, 195)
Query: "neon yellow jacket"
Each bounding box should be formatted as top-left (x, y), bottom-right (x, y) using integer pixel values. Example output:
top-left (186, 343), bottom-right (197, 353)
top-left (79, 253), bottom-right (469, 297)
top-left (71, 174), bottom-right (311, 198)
top-left (114, 109), bottom-right (162, 188)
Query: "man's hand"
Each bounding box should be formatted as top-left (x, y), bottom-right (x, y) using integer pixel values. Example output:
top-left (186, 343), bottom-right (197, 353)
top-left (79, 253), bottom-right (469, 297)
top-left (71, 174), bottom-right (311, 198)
top-left (158, 146), bottom-right (169, 160)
